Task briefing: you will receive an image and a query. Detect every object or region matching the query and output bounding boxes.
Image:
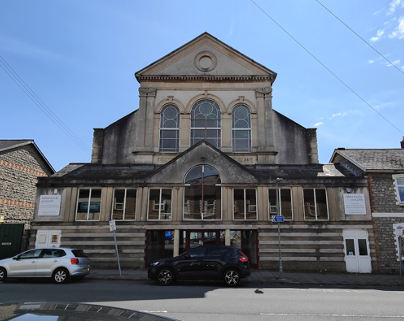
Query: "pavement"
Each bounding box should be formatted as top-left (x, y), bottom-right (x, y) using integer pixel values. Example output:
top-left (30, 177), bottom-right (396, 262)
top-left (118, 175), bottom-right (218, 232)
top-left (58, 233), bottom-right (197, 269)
top-left (88, 268), bottom-right (404, 287)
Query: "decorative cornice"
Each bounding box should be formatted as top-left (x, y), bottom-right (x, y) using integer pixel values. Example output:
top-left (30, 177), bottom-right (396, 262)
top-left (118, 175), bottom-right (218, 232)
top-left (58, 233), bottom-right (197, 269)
top-left (136, 75), bottom-right (275, 82)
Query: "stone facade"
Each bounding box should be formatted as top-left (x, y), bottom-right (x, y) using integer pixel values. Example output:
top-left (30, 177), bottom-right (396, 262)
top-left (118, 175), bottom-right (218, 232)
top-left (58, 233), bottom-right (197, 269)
top-left (32, 33), bottom-right (376, 273)
top-left (331, 148), bottom-right (404, 273)
top-left (0, 141), bottom-right (54, 250)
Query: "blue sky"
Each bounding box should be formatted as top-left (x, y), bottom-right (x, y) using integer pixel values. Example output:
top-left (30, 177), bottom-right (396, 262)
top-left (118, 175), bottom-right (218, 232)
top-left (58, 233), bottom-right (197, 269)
top-left (1, 0), bottom-right (403, 171)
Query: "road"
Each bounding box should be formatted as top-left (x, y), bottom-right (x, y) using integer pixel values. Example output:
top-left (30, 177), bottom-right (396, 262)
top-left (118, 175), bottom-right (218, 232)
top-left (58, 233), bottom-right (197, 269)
top-left (1, 279), bottom-right (404, 321)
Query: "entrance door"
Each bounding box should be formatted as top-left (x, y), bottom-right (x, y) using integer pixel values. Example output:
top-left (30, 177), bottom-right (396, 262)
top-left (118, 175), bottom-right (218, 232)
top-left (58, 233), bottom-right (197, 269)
top-left (343, 230), bottom-right (371, 273)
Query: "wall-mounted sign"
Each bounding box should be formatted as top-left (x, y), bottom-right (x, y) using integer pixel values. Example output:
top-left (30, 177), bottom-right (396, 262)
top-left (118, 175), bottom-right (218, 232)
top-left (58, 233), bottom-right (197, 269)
top-left (343, 194), bottom-right (366, 215)
top-left (38, 195), bottom-right (61, 216)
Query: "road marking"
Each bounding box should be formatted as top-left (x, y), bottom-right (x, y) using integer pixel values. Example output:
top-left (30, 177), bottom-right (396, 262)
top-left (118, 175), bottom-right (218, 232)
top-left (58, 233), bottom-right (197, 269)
top-left (261, 313), bottom-right (404, 318)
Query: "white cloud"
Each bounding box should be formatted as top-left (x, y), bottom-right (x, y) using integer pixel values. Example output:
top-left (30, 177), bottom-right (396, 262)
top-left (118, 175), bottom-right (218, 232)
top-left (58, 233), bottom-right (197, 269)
top-left (314, 122), bottom-right (324, 127)
top-left (370, 29), bottom-right (385, 42)
top-left (387, 59), bottom-right (401, 66)
top-left (368, 59), bottom-right (375, 63)
top-left (389, 16), bottom-right (404, 39)
top-left (329, 112), bottom-right (348, 120)
top-left (387, 0), bottom-right (404, 15)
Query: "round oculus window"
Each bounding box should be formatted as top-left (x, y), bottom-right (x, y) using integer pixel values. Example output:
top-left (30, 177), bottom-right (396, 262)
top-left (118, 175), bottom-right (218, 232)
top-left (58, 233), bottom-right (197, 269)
top-left (194, 51), bottom-right (217, 72)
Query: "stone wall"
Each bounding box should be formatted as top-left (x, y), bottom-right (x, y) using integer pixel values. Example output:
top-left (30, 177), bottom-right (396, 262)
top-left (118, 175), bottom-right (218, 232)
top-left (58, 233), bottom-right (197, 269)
top-left (0, 145), bottom-right (51, 230)
top-left (369, 173), bottom-right (404, 214)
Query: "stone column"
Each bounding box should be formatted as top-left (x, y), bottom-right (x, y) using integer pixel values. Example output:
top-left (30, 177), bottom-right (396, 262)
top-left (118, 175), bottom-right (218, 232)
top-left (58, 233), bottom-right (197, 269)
top-left (135, 87), bottom-right (157, 152)
top-left (255, 87), bottom-right (275, 152)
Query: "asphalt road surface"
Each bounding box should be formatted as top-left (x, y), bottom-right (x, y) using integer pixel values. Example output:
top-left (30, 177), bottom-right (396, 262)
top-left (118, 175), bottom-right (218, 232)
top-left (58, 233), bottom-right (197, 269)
top-left (1, 278), bottom-right (404, 321)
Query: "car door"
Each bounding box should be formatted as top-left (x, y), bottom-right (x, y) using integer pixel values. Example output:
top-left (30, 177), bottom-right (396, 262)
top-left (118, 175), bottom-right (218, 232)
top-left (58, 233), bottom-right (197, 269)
top-left (8, 249), bottom-right (43, 277)
top-left (174, 247), bottom-right (207, 279)
top-left (202, 247), bottom-right (227, 278)
top-left (35, 249), bottom-right (64, 277)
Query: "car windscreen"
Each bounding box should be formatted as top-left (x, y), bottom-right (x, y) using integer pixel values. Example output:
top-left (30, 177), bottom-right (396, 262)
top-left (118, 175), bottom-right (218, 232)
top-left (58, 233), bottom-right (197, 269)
top-left (72, 250), bottom-right (88, 257)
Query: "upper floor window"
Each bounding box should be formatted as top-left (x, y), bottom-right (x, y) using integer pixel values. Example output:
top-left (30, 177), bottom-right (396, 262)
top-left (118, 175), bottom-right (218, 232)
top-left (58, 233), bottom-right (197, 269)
top-left (268, 188), bottom-right (293, 220)
top-left (303, 188), bottom-right (328, 220)
top-left (160, 105), bottom-right (180, 152)
top-left (111, 189), bottom-right (137, 220)
top-left (148, 188), bottom-right (172, 221)
top-left (190, 99), bottom-right (221, 148)
top-left (234, 189), bottom-right (257, 220)
top-left (76, 188), bottom-right (101, 221)
top-left (184, 165), bottom-right (221, 220)
top-left (394, 176), bottom-right (404, 205)
top-left (232, 105), bottom-right (251, 152)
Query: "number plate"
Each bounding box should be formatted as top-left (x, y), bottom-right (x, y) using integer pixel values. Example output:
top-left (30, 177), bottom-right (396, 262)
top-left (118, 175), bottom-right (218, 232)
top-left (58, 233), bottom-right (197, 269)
top-left (83, 268), bottom-right (89, 272)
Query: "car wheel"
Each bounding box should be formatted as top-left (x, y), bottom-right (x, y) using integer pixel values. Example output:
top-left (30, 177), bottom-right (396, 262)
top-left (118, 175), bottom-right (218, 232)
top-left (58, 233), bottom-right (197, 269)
top-left (157, 267), bottom-right (174, 285)
top-left (224, 268), bottom-right (240, 287)
top-left (53, 268), bottom-right (69, 283)
top-left (0, 268), bottom-right (7, 282)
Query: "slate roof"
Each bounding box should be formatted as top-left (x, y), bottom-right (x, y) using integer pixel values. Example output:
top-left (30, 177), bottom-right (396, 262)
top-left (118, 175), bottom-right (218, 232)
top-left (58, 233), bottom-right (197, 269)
top-left (0, 139), bottom-right (55, 173)
top-left (331, 149), bottom-right (404, 171)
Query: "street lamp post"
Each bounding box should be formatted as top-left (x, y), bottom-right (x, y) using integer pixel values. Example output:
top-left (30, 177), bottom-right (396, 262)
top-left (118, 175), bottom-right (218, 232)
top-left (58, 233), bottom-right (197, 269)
top-left (276, 177), bottom-right (283, 280)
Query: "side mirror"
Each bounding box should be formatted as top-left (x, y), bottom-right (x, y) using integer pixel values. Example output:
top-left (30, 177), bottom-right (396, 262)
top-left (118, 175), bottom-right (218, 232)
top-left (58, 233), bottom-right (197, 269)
top-left (13, 256), bottom-right (20, 260)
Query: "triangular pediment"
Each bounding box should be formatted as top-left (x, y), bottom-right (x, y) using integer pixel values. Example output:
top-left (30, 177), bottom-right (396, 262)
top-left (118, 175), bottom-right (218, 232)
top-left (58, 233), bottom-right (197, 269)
top-left (135, 32), bottom-right (276, 83)
top-left (148, 141), bottom-right (259, 184)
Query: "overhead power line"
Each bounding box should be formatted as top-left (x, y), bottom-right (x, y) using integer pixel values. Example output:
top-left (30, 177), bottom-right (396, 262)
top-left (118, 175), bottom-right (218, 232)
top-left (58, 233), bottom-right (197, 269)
top-left (316, 0), bottom-right (404, 76)
top-left (250, 0), bottom-right (403, 136)
top-left (0, 55), bottom-right (91, 153)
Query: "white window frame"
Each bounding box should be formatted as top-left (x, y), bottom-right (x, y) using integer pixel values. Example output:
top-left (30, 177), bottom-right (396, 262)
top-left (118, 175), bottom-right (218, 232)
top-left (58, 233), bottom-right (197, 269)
top-left (268, 188), bottom-right (293, 220)
top-left (233, 188), bottom-right (257, 221)
top-left (75, 188), bottom-right (101, 221)
top-left (148, 188), bottom-right (172, 221)
top-left (303, 188), bottom-right (329, 220)
top-left (393, 175), bottom-right (404, 206)
top-left (232, 104), bottom-right (252, 153)
top-left (111, 188), bottom-right (137, 221)
top-left (159, 105), bottom-right (180, 152)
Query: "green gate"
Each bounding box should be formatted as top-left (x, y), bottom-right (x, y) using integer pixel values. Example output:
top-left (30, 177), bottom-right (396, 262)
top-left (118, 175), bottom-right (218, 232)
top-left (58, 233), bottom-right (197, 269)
top-left (0, 224), bottom-right (24, 259)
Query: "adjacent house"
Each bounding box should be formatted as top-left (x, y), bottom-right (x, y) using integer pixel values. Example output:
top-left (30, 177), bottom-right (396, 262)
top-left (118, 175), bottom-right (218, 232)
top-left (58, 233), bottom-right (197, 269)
top-left (330, 143), bottom-right (404, 273)
top-left (0, 140), bottom-right (54, 257)
top-left (31, 33), bottom-right (375, 273)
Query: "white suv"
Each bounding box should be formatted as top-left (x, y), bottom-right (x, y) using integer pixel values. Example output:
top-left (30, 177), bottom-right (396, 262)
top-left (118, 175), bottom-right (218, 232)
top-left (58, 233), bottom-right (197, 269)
top-left (0, 248), bottom-right (90, 283)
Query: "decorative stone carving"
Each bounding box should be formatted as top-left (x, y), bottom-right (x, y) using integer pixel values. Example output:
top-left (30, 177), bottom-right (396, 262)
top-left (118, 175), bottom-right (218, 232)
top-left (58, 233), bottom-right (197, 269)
top-left (254, 87), bottom-right (272, 97)
top-left (138, 87), bottom-right (157, 97)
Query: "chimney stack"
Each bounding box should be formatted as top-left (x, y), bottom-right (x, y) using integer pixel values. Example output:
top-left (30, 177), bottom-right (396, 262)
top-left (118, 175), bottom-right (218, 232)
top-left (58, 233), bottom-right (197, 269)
top-left (401, 136), bottom-right (404, 149)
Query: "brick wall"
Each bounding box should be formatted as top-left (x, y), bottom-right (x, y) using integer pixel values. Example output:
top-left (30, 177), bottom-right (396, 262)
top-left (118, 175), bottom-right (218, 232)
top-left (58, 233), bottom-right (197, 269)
top-left (0, 145), bottom-right (51, 229)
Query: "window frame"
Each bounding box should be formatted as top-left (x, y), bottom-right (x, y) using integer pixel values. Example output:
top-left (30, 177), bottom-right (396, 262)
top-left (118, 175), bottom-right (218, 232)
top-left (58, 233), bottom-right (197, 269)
top-left (75, 188), bottom-right (102, 221)
top-left (147, 188), bottom-right (172, 221)
top-left (190, 99), bottom-right (221, 148)
top-left (111, 188), bottom-right (137, 221)
top-left (268, 188), bottom-right (293, 221)
top-left (233, 188), bottom-right (258, 220)
top-left (303, 188), bottom-right (329, 220)
top-left (232, 104), bottom-right (252, 153)
top-left (393, 175), bottom-right (404, 206)
top-left (159, 104), bottom-right (180, 152)
top-left (183, 165), bottom-right (222, 221)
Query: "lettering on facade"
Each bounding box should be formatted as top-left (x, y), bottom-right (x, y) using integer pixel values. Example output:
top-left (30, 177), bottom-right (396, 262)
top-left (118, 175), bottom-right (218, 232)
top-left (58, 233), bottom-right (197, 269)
top-left (38, 195), bottom-right (61, 216)
top-left (343, 194), bottom-right (366, 215)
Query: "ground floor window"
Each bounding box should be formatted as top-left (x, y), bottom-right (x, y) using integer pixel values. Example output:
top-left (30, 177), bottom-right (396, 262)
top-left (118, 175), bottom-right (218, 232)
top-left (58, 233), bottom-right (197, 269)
top-left (76, 188), bottom-right (101, 221)
top-left (111, 189), bottom-right (136, 220)
top-left (303, 188), bottom-right (328, 220)
top-left (233, 189), bottom-right (257, 220)
top-left (148, 189), bottom-right (172, 220)
top-left (268, 188), bottom-right (293, 220)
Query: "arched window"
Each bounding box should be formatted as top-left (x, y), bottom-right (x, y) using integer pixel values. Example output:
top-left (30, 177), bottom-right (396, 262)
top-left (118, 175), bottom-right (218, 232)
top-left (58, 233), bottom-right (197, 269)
top-left (160, 105), bottom-right (179, 152)
top-left (190, 99), bottom-right (221, 148)
top-left (184, 165), bottom-right (221, 220)
top-left (232, 104), bottom-right (251, 152)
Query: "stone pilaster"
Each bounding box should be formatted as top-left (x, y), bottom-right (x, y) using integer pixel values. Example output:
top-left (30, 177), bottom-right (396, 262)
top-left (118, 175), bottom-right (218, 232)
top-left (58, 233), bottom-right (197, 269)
top-left (135, 87), bottom-right (157, 152)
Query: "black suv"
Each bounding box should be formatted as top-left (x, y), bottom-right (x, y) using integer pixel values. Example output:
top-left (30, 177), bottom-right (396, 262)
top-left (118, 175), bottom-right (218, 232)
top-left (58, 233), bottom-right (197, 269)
top-left (148, 246), bottom-right (250, 286)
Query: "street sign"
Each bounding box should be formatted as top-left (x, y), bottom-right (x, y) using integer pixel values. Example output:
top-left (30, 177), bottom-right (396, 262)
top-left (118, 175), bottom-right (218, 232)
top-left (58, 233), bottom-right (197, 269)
top-left (272, 215), bottom-right (284, 222)
top-left (109, 220), bottom-right (116, 232)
